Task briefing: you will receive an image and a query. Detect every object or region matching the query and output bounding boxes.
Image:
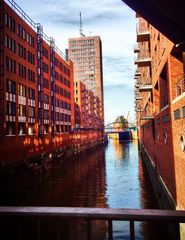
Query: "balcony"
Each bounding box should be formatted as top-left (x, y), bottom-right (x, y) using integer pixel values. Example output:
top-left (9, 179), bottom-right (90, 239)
top-left (135, 50), bottom-right (151, 67)
top-left (140, 116), bottom-right (154, 120)
top-left (136, 96), bottom-right (142, 100)
top-left (139, 84), bottom-right (152, 92)
top-left (135, 84), bottom-right (140, 88)
top-left (0, 206), bottom-right (184, 240)
top-left (136, 108), bottom-right (143, 112)
top-left (134, 44), bottom-right (140, 53)
top-left (175, 75), bottom-right (185, 98)
top-left (135, 71), bottom-right (141, 77)
top-left (136, 23), bottom-right (150, 42)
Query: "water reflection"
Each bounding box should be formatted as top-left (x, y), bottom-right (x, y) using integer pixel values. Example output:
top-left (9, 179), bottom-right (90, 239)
top-left (0, 139), bottom-right (166, 239)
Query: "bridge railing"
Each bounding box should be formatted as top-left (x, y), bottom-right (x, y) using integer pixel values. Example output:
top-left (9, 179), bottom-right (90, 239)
top-left (0, 206), bottom-right (185, 240)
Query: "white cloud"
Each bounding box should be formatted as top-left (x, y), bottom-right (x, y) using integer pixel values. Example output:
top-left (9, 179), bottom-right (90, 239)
top-left (11, 0), bottom-right (136, 123)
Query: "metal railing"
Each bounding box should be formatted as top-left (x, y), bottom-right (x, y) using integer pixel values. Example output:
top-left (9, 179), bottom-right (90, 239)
top-left (176, 75), bottom-right (185, 97)
top-left (4, 0), bottom-right (67, 61)
top-left (0, 207), bottom-right (185, 240)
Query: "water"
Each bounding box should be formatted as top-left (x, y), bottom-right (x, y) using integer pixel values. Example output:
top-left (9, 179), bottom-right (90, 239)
top-left (0, 139), bottom-right (166, 239)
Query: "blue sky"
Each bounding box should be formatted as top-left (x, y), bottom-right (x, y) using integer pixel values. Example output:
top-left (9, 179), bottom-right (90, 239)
top-left (14, 0), bottom-right (136, 124)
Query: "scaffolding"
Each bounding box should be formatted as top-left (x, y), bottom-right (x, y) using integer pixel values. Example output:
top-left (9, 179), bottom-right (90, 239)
top-left (0, 0), bottom-right (4, 138)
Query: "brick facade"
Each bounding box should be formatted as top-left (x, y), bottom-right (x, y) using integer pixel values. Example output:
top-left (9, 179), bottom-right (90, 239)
top-left (135, 16), bottom-right (185, 214)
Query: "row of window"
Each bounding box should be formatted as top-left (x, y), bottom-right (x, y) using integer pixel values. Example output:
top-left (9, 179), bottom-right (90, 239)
top-left (28, 69), bottom-right (35, 82)
top-left (42, 110), bottom-right (71, 123)
top-left (6, 101), bottom-right (71, 119)
top-left (5, 13), bottom-right (16, 32)
top-left (54, 58), bottom-right (70, 76)
top-left (6, 102), bottom-right (35, 117)
top-left (6, 80), bottom-right (35, 100)
top-left (5, 13), bottom-right (35, 47)
top-left (55, 98), bottom-right (71, 110)
top-left (6, 57), bottom-right (16, 74)
top-left (5, 35), bottom-right (35, 65)
top-left (18, 24), bottom-right (35, 47)
top-left (55, 113), bottom-right (71, 122)
top-left (55, 84), bottom-right (71, 99)
top-left (56, 72), bottom-right (70, 88)
top-left (44, 94), bottom-right (71, 111)
top-left (5, 35), bottom-right (16, 52)
top-left (6, 122), bottom-right (71, 136)
top-left (6, 59), bottom-right (36, 81)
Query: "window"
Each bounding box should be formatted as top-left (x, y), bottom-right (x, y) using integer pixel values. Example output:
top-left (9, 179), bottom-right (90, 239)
top-left (174, 109), bottom-right (181, 120)
top-left (28, 88), bottom-right (35, 100)
top-left (5, 13), bottom-right (16, 32)
top-left (183, 106), bottom-right (185, 118)
top-left (18, 105), bottom-right (26, 116)
top-left (28, 123), bottom-right (35, 135)
top-left (18, 84), bottom-right (26, 96)
top-left (6, 57), bottom-right (16, 73)
top-left (44, 110), bottom-right (49, 119)
top-left (6, 101), bottom-right (16, 115)
top-left (43, 47), bottom-right (48, 59)
top-left (28, 106), bottom-right (35, 117)
top-left (28, 51), bottom-right (35, 65)
top-left (43, 78), bottom-right (49, 89)
top-left (6, 122), bottom-right (16, 135)
top-left (44, 94), bottom-right (49, 104)
top-left (43, 62), bottom-right (49, 73)
top-left (5, 35), bottom-right (16, 52)
top-left (18, 123), bottom-right (26, 135)
top-left (6, 79), bottom-right (16, 94)
top-left (18, 63), bottom-right (26, 79)
top-left (18, 43), bottom-right (26, 59)
top-left (28, 69), bottom-right (35, 82)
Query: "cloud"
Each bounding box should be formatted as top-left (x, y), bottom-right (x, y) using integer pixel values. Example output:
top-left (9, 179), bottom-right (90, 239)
top-left (13, 0), bottom-right (136, 123)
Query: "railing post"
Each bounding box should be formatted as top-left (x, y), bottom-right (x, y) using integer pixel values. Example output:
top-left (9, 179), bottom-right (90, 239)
top-left (87, 220), bottom-right (91, 240)
top-left (130, 221), bottom-right (135, 240)
top-left (37, 218), bottom-right (40, 240)
top-left (108, 220), bottom-right (113, 240)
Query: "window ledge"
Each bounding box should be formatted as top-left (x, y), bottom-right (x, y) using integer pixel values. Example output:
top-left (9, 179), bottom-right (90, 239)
top-left (160, 104), bottom-right (169, 112)
top-left (172, 92), bottom-right (185, 104)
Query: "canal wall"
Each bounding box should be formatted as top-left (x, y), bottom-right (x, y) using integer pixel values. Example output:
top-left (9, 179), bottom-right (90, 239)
top-left (140, 141), bottom-right (175, 209)
top-left (0, 130), bottom-right (104, 178)
top-left (139, 141), bottom-right (181, 239)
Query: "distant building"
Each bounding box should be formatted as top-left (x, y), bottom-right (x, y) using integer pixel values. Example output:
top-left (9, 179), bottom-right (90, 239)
top-left (68, 35), bottom-right (104, 122)
top-left (74, 81), bottom-right (103, 129)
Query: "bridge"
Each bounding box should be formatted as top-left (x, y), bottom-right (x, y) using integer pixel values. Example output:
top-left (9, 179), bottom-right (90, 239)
top-left (104, 121), bottom-right (137, 133)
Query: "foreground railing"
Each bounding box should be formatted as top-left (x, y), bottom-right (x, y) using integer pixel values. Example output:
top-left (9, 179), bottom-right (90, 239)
top-left (0, 207), bottom-right (185, 240)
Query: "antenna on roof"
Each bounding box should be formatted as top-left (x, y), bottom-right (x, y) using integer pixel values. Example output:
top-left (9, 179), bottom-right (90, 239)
top-left (79, 12), bottom-right (85, 37)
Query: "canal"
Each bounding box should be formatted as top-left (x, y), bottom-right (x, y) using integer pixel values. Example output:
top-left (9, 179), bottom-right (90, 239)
top-left (0, 139), bottom-right (168, 239)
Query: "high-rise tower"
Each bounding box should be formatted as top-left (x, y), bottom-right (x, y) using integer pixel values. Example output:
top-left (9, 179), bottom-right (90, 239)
top-left (68, 34), bottom-right (104, 120)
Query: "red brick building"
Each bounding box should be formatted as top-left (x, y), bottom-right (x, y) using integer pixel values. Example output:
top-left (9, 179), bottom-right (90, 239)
top-left (0, 0), bottom-right (74, 165)
top-left (74, 80), bottom-right (103, 129)
top-left (135, 15), bottom-right (185, 238)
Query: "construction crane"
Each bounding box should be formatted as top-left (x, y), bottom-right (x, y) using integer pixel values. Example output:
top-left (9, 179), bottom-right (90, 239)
top-left (126, 111), bottom-right (130, 121)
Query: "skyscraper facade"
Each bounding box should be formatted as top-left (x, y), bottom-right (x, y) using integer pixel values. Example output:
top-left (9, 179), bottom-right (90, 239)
top-left (68, 36), bottom-right (104, 121)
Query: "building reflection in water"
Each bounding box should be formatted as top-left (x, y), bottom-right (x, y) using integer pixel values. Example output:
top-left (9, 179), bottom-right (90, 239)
top-left (0, 146), bottom-right (108, 240)
top-left (0, 139), bottom-right (168, 240)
